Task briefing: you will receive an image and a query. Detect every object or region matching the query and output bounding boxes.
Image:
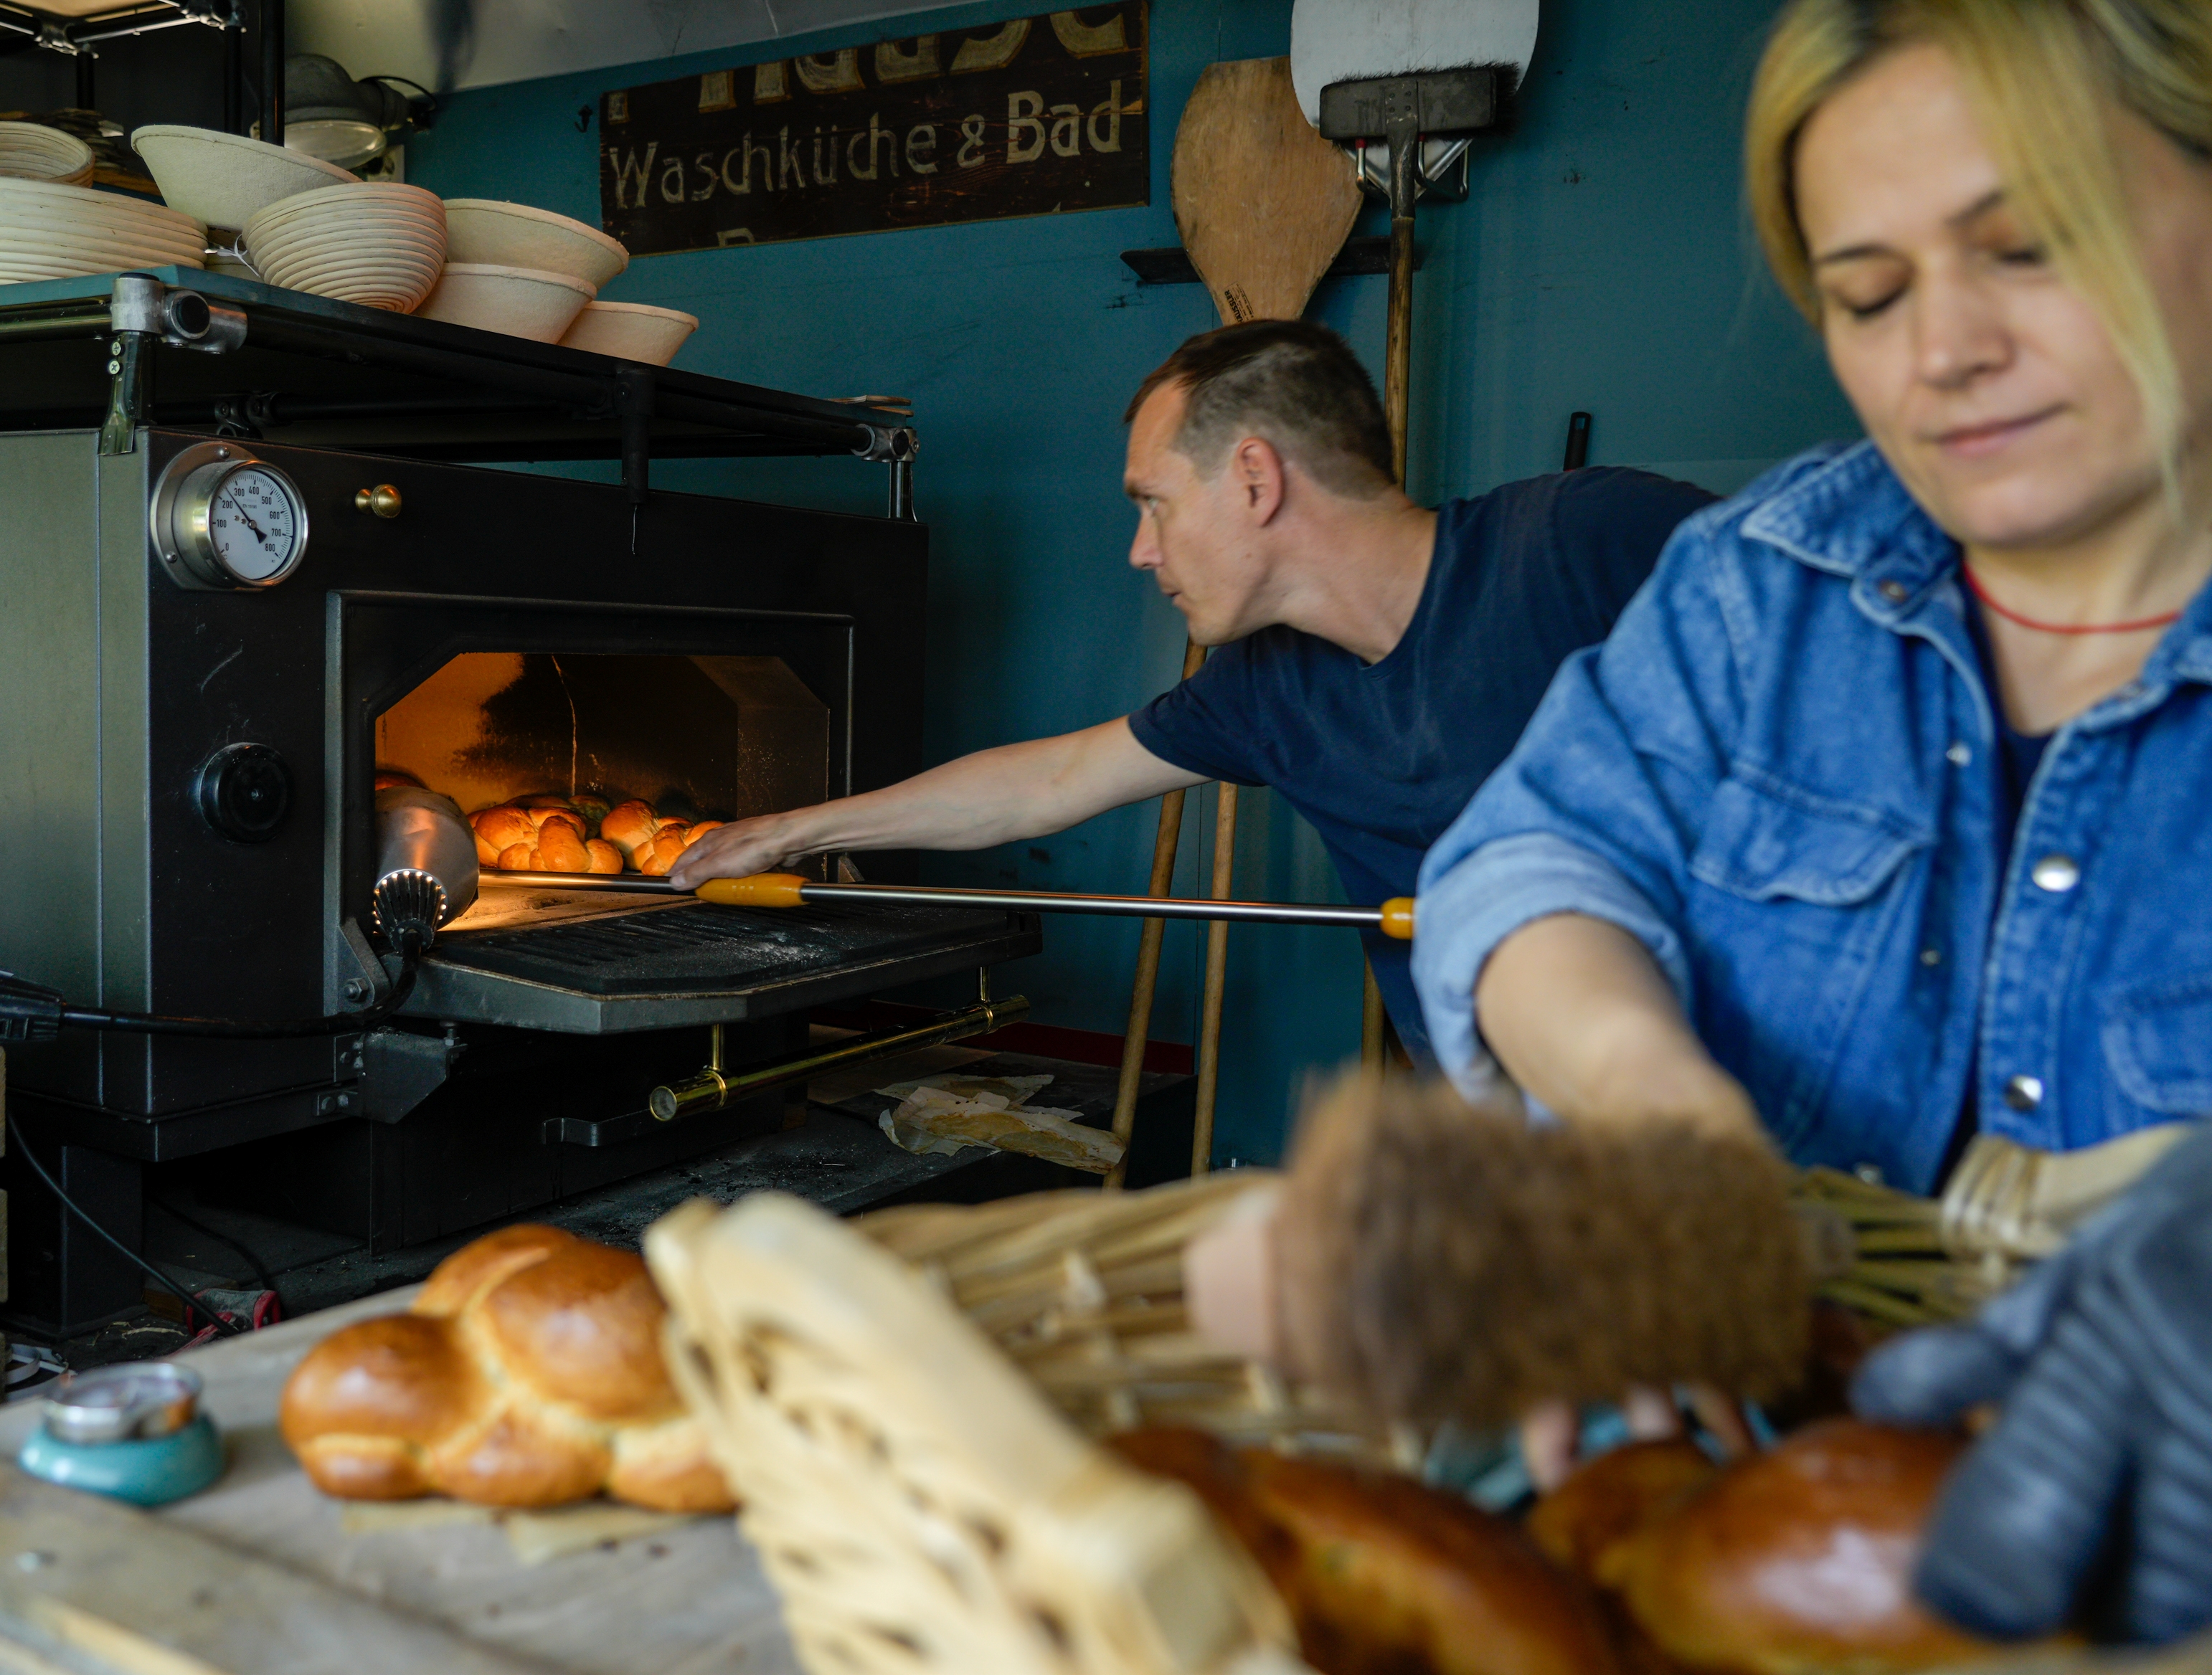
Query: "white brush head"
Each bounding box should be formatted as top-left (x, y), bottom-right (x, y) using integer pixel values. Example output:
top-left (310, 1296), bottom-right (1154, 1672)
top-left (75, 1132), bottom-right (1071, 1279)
top-left (1290, 0), bottom-right (1541, 127)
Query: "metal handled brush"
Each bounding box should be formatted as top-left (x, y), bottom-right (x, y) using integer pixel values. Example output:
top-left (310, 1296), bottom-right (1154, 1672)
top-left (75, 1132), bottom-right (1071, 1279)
top-left (1291, 0), bottom-right (1539, 479)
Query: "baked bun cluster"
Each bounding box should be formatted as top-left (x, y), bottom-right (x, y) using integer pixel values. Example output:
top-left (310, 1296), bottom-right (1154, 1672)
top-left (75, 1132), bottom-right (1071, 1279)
top-left (1112, 1427), bottom-right (1624, 1675)
top-left (1115, 1421), bottom-right (2046, 1675)
top-left (459, 794), bottom-right (722, 877)
top-left (280, 1224), bottom-right (737, 1513)
top-left (468, 801), bottom-right (623, 874)
top-left (601, 798), bottom-right (722, 876)
top-left (1528, 1420), bottom-right (2041, 1674)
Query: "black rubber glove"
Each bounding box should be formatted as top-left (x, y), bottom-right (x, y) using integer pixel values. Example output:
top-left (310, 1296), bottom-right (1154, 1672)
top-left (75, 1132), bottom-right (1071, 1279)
top-left (1851, 1123), bottom-right (2212, 1644)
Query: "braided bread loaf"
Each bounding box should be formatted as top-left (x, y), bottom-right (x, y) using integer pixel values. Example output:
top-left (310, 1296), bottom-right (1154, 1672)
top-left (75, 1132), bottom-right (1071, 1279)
top-left (469, 804), bottom-right (537, 862)
top-left (470, 804), bottom-right (620, 873)
top-left (599, 799), bottom-right (661, 865)
top-left (280, 1224), bottom-right (737, 1512)
top-left (598, 799), bottom-right (724, 876)
top-left (638, 819), bottom-right (722, 877)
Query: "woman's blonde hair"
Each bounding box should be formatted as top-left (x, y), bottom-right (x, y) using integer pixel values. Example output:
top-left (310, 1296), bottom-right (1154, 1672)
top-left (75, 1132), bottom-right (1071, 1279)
top-left (1747, 0), bottom-right (2212, 465)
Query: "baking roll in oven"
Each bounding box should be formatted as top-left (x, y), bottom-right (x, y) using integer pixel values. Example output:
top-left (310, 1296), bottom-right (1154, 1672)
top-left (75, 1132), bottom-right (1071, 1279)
top-left (600, 799), bottom-right (660, 865)
top-left (471, 804), bottom-right (619, 873)
top-left (638, 818), bottom-right (722, 877)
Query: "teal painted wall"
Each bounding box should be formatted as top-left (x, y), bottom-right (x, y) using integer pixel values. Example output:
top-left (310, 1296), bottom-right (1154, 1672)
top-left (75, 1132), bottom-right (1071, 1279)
top-left (405, 0), bottom-right (1859, 1165)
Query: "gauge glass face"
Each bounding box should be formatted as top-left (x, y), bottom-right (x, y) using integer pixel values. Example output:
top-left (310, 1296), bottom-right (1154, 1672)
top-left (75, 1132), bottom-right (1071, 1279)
top-left (206, 466), bottom-right (302, 582)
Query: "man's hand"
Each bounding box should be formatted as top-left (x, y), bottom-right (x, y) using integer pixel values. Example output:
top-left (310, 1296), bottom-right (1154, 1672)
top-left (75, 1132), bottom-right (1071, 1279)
top-left (1851, 1123), bottom-right (2212, 1644)
top-left (666, 813), bottom-right (815, 888)
top-left (664, 718), bottom-right (1201, 891)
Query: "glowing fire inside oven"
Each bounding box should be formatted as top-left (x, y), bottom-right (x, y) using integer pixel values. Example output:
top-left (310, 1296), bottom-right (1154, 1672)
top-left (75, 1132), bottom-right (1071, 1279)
top-left (373, 652), bottom-right (830, 881)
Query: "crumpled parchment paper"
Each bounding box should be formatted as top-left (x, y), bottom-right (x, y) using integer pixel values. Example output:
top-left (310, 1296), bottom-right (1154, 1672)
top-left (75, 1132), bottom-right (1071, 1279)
top-left (874, 1073), bottom-right (1123, 1174)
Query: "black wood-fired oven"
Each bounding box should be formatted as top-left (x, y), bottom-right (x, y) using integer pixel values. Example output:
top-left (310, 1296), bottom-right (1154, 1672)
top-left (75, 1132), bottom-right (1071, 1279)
top-left (0, 273), bottom-right (1039, 1333)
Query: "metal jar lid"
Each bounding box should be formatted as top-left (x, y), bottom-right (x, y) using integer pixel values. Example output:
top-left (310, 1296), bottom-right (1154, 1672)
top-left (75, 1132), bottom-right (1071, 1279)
top-left (43, 1362), bottom-right (202, 1444)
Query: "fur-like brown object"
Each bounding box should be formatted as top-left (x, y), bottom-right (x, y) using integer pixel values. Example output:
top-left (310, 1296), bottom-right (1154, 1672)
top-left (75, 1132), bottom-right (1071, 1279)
top-left (1272, 1075), bottom-right (1809, 1429)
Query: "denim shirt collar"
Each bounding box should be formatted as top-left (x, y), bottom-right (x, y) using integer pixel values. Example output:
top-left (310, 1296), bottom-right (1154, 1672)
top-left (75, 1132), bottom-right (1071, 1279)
top-left (1740, 440), bottom-right (2212, 726)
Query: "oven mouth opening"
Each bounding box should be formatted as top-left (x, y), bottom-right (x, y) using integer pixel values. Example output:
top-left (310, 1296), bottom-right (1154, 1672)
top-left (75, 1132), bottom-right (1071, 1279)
top-left (372, 650), bottom-right (831, 936)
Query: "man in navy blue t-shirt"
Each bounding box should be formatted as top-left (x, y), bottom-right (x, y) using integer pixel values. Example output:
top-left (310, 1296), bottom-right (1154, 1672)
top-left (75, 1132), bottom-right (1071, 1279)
top-left (674, 321), bottom-right (1712, 1060)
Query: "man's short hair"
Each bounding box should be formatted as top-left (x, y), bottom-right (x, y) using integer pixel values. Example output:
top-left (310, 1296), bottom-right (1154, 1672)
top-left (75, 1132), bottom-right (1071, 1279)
top-left (1124, 319), bottom-right (1394, 497)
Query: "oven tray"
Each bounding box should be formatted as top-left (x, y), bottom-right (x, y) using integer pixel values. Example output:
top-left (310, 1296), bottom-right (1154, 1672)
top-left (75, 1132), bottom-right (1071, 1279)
top-left (406, 900), bottom-right (1041, 1034)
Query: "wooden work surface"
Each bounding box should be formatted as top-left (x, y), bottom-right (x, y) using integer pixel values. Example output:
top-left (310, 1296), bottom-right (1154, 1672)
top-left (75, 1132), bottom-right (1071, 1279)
top-left (0, 1286), bottom-right (798, 1675)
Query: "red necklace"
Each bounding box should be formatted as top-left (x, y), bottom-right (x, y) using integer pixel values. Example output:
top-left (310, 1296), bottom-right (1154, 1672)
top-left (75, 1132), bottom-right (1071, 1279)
top-left (1962, 563), bottom-right (2184, 635)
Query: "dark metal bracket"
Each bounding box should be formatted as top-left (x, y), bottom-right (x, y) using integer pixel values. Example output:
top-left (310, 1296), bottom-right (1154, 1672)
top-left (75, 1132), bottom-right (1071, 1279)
top-left (102, 275), bottom-right (250, 453)
top-left (97, 328), bottom-right (151, 455)
top-left (354, 1026), bottom-right (466, 1124)
top-left (1348, 137), bottom-right (1473, 206)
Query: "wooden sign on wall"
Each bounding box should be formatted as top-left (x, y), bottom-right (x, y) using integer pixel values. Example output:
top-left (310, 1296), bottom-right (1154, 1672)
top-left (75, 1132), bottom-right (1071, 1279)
top-left (598, 6), bottom-right (1148, 255)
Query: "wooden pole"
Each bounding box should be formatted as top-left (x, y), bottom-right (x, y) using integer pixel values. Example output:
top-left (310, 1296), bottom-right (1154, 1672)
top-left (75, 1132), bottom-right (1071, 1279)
top-left (1382, 130), bottom-right (1418, 483)
top-left (1106, 641), bottom-right (1207, 1190)
top-left (1360, 964), bottom-right (1387, 1069)
top-left (1369, 133), bottom-right (1420, 1068)
top-left (1191, 782), bottom-right (1239, 1176)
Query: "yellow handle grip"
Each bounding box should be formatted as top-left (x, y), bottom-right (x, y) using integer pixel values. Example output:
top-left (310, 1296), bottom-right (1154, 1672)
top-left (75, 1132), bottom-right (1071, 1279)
top-left (1379, 897), bottom-right (1415, 941)
top-left (695, 871), bottom-right (809, 908)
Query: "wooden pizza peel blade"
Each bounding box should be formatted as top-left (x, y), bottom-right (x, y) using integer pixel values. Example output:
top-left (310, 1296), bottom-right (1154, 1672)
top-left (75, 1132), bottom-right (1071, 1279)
top-left (1170, 54), bottom-right (1363, 326)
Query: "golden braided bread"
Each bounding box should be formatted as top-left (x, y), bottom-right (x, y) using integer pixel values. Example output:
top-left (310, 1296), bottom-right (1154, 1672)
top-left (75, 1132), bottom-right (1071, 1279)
top-left (280, 1224), bottom-right (735, 1512)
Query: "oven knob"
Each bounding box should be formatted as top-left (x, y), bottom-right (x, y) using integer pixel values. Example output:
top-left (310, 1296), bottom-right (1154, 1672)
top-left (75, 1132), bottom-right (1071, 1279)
top-left (196, 743), bottom-right (292, 843)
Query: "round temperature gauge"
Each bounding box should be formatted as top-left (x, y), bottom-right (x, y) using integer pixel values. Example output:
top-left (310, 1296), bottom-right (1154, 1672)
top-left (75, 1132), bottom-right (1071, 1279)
top-left (203, 465), bottom-right (303, 582)
top-left (150, 443), bottom-right (311, 590)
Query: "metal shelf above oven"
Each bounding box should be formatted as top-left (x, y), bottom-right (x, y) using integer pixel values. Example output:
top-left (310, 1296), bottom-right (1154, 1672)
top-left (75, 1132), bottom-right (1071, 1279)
top-left (405, 898), bottom-right (1042, 1033)
top-left (0, 268), bottom-right (919, 514)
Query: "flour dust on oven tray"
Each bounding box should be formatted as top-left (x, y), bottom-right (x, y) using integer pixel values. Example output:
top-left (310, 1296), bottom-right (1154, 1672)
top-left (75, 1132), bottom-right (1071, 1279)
top-left (0, 276), bottom-right (1033, 1334)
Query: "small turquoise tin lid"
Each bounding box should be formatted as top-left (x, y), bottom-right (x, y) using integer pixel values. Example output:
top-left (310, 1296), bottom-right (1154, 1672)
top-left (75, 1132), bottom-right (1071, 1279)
top-left (20, 1363), bottom-right (224, 1506)
top-left (43, 1362), bottom-right (202, 1444)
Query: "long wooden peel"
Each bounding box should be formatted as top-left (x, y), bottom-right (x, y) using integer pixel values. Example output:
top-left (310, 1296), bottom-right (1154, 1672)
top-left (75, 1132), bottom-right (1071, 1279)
top-left (1360, 967), bottom-right (1388, 1067)
top-left (1191, 783), bottom-right (1238, 1177)
top-left (1107, 641), bottom-right (1208, 1190)
top-left (1145, 57), bottom-right (1363, 1179)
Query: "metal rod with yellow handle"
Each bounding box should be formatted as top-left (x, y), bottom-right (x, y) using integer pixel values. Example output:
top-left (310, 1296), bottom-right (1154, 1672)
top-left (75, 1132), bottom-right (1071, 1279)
top-left (687, 873), bottom-right (1418, 939)
top-left (484, 870), bottom-right (1417, 939)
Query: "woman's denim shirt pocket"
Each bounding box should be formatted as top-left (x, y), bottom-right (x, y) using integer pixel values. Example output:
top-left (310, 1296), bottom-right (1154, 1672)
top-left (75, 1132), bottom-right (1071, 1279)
top-left (1416, 440), bottom-right (2212, 1193)
top-left (1685, 768), bottom-right (1934, 1154)
top-left (2103, 972), bottom-right (2212, 1123)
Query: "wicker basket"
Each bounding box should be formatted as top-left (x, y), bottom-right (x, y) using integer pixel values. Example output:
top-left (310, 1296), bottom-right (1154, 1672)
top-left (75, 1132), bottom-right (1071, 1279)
top-left (1797, 1123), bottom-right (2197, 1330)
top-left (647, 1182), bottom-right (1310, 1675)
top-left (851, 1172), bottom-right (1409, 1463)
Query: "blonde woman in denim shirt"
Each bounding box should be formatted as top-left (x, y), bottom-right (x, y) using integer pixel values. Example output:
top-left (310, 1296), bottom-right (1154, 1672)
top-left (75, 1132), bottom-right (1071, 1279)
top-left (1404, 0), bottom-right (2212, 1643)
top-left (1419, 3), bottom-right (2212, 1186)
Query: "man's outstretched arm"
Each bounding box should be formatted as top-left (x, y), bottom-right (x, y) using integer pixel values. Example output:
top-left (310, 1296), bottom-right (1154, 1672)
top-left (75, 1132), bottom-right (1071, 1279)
top-left (667, 718), bottom-right (1205, 888)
